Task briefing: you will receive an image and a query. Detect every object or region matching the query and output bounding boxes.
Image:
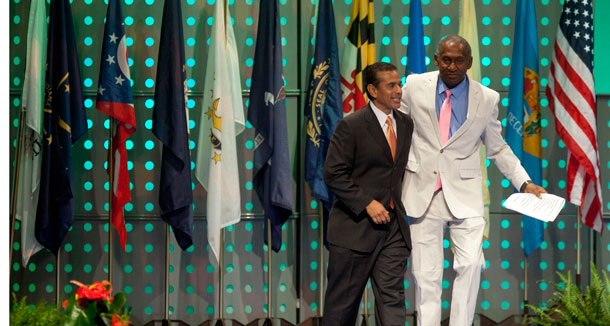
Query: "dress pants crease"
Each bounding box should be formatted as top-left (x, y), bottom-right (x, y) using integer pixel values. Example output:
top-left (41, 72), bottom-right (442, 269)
top-left (323, 213), bottom-right (410, 326)
top-left (410, 190), bottom-right (485, 326)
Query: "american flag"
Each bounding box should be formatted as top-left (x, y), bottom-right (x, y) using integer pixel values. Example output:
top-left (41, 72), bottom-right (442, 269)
top-left (546, 0), bottom-right (603, 232)
top-left (95, 0), bottom-right (136, 249)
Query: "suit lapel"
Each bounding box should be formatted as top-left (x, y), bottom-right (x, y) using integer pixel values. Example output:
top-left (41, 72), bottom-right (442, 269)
top-left (444, 79), bottom-right (481, 147)
top-left (425, 72), bottom-right (443, 146)
top-left (394, 113), bottom-right (406, 161)
top-left (364, 104), bottom-right (394, 163)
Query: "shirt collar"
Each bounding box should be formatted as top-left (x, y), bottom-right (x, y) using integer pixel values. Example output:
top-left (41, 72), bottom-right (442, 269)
top-left (437, 75), bottom-right (469, 99)
top-left (370, 101), bottom-right (394, 126)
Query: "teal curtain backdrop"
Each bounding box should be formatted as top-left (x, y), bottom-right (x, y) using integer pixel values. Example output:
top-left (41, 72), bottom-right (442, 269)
top-left (8, 0), bottom-right (610, 325)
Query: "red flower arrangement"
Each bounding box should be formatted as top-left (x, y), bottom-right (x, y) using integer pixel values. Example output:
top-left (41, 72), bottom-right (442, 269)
top-left (62, 280), bottom-right (130, 326)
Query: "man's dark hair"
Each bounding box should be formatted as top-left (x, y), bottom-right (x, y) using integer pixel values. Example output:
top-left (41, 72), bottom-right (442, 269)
top-left (363, 62), bottom-right (398, 100)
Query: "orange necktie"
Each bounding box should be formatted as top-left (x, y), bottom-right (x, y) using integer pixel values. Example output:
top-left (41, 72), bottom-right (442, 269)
top-left (386, 116), bottom-right (396, 208)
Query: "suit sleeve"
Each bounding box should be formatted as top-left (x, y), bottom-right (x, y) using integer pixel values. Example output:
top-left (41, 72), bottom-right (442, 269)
top-left (481, 92), bottom-right (531, 189)
top-left (399, 78), bottom-right (411, 115)
top-left (323, 118), bottom-right (374, 216)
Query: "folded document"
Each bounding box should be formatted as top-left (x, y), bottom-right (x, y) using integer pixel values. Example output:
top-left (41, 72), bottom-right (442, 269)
top-left (502, 193), bottom-right (566, 222)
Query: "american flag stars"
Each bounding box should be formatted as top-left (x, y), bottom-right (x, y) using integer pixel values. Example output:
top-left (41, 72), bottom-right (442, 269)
top-left (561, 0), bottom-right (594, 58)
top-left (109, 32), bottom-right (118, 43)
top-left (115, 75), bottom-right (125, 85)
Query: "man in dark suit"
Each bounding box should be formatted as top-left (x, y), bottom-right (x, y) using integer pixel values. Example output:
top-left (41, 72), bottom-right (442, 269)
top-left (322, 62), bottom-right (414, 325)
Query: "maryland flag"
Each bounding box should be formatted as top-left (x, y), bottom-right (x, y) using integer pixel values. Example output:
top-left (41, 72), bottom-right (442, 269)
top-left (340, 0), bottom-right (375, 115)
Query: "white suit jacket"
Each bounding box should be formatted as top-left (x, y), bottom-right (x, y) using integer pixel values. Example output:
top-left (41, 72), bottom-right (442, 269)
top-left (399, 71), bottom-right (530, 219)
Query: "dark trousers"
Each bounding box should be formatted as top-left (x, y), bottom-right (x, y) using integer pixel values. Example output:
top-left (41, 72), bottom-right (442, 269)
top-left (322, 213), bottom-right (410, 326)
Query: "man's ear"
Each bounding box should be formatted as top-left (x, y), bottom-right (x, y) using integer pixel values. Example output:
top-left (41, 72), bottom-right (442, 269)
top-left (367, 83), bottom-right (377, 100)
top-left (466, 55), bottom-right (473, 70)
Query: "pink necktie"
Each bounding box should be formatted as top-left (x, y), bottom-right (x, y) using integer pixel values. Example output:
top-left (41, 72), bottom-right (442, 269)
top-left (435, 89), bottom-right (452, 192)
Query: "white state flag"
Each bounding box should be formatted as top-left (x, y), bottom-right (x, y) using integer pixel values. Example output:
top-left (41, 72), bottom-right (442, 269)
top-left (16, 0), bottom-right (46, 266)
top-left (194, 0), bottom-right (245, 261)
top-left (15, 0), bottom-right (47, 266)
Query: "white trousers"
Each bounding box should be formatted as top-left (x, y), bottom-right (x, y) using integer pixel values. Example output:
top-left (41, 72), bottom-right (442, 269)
top-left (410, 190), bottom-right (486, 326)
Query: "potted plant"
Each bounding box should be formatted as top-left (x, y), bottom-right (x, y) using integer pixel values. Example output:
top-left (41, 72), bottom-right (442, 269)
top-left (525, 263), bottom-right (610, 325)
top-left (10, 294), bottom-right (64, 326)
top-left (62, 280), bottom-right (131, 326)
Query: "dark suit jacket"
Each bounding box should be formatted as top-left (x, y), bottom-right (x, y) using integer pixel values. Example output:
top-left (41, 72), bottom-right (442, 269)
top-left (323, 104), bottom-right (414, 253)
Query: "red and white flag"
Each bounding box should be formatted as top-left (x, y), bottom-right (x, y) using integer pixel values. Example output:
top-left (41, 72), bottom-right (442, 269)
top-left (95, 0), bottom-right (136, 249)
top-left (546, 0), bottom-right (603, 232)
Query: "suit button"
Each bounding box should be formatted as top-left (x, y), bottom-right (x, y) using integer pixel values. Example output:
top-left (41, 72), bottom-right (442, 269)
top-left (440, 149), bottom-right (444, 153)
top-left (433, 170), bottom-right (438, 174)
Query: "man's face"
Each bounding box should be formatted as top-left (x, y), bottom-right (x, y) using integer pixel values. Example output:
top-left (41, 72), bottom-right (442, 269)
top-left (368, 70), bottom-right (402, 112)
top-left (434, 40), bottom-right (472, 89)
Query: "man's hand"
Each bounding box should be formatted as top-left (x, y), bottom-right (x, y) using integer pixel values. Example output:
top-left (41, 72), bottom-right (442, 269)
top-left (366, 200), bottom-right (390, 224)
top-left (524, 183), bottom-right (547, 199)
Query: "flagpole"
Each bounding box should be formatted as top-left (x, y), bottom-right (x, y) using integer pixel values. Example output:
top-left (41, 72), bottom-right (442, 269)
top-left (361, 286), bottom-right (369, 326)
top-left (318, 207), bottom-right (324, 316)
top-left (576, 209), bottom-right (581, 288)
top-left (218, 228), bottom-right (224, 322)
top-left (267, 218), bottom-right (273, 321)
top-left (524, 257), bottom-right (529, 319)
top-left (9, 108), bottom-right (26, 268)
top-left (108, 118), bottom-right (114, 284)
top-left (164, 224), bottom-right (171, 323)
top-left (56, 253), bottom-right (61, 307)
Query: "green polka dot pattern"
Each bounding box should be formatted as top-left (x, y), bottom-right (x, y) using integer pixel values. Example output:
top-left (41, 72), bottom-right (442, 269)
top-left (8, 0), bottom-right (610, 325)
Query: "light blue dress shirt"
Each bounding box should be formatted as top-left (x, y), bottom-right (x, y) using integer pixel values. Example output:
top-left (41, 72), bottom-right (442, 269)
top-left (435, 76), bottom-right (469, 138)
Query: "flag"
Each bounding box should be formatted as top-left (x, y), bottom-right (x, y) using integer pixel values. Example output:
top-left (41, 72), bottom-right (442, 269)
top-left (458, 0), bottom-right (490, 241)
top-left (340, 0), bottom-right (375, 115)
top-left (35, 0), bottom-right (88, 255)
top-left (506, 0), bottom-right (543, 256)
top-left (95, 0), bottom-right (136, 251)
top-left (547, 0), bottom-right (603, 232)
top-left (304, 0), bottom-right (342, 248)
top-left (153, 0), bottom-right (193, 250)
top-left (248, 0), bottom-right (293, 252)
top-left (458, 0), bottom-right (481, 82)
top-left (194, 0), bottom-right (245, 261)
top-left (405, 0), bottom-right (425, 77)
top-left (16, 0), bottom-right (46, 265)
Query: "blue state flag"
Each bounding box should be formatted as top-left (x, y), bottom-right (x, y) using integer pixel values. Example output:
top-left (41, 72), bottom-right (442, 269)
top-left (405, 0), bottom-right (425, 78)
top-left (35, 0), bottom-right (88, 255)
top-left (152, 0), bottom-right (193, 250)
top-left (248, 0), bottom-right (293, 252)
top-left (506, 0), bottom-right (542, 257)
top-left (304, 0), bottom-right (342, 248)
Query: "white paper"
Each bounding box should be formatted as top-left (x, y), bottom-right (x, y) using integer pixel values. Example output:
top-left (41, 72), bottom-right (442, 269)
top-left (502, 193), bottom-right (566, 222)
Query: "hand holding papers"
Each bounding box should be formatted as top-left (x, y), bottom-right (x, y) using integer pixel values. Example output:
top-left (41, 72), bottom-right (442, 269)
top-left (502, 193), bottom-right (566, 222)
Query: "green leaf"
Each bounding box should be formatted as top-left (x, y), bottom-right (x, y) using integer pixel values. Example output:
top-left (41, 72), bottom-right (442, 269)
top-left (83, 301), bottom-right (99, 325)
top-left (61, 299), bottom-right (87, 326)
top-left (525, 263), bottom-right (610, 325)
top-left (99, 313), bottom-right (113, 326)
top-left (10, 294), bottom-right (65, 326)
top-left (109, 292), bottom-right (127, 314)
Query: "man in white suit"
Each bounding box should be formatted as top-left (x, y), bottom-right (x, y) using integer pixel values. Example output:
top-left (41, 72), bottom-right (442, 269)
top-left (400, 35), bottom-right (546, 326)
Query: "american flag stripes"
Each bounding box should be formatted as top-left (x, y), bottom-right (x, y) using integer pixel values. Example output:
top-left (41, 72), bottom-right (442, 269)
top-left (546, 0), bottom-right (603, 232)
